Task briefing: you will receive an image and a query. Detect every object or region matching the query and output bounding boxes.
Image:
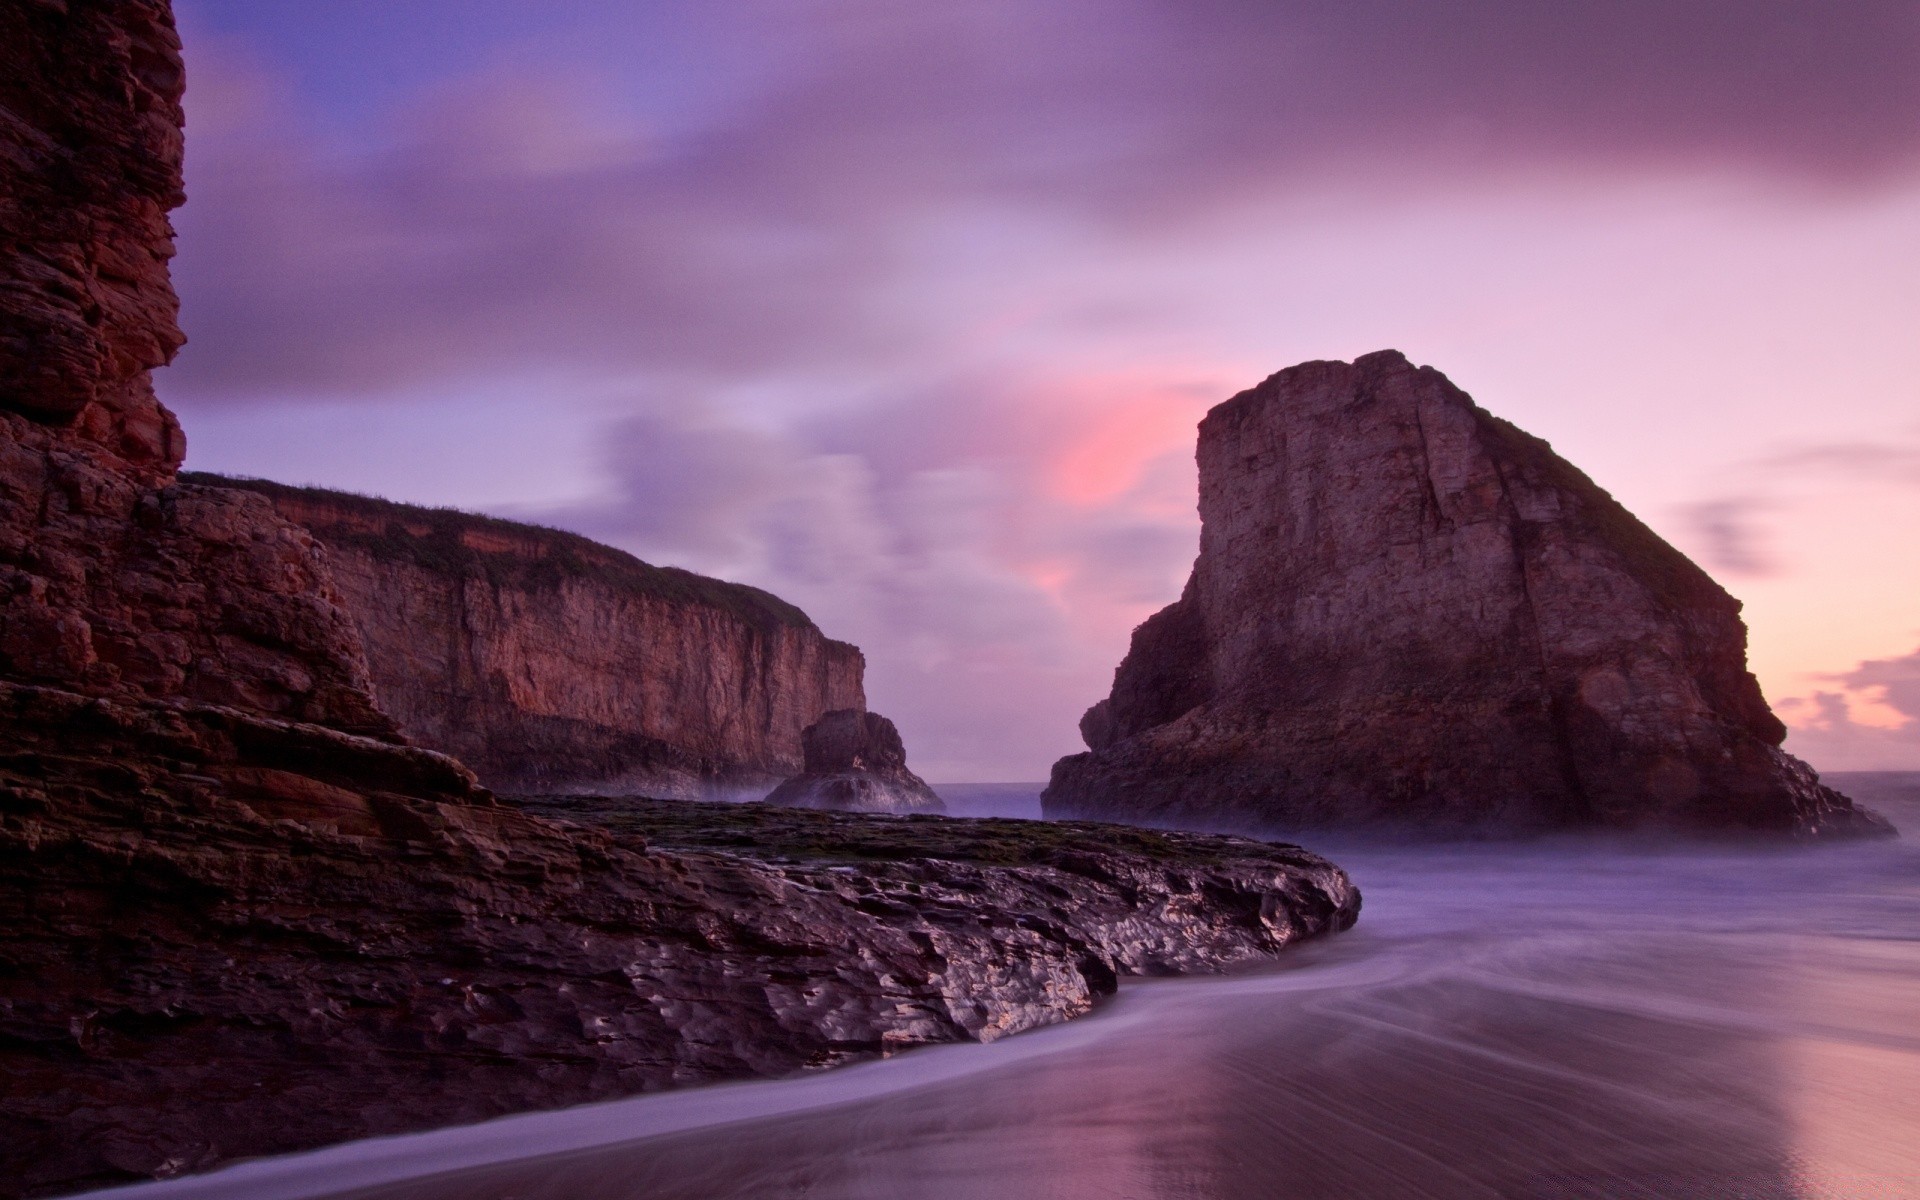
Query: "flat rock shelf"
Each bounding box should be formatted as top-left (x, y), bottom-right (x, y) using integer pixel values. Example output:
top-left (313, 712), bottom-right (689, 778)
top-left (0, 735), bottom-right (1356, 1198)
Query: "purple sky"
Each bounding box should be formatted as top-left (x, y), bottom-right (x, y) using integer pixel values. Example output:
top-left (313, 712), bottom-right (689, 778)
top-left (163, 1), bottom-right (1920, 780)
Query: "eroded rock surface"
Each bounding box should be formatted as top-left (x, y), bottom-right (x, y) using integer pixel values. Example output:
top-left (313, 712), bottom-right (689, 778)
top-left (1046, 352), bottom-right (1892, 838)
top-left (200, 477), bottom-right (867, 798)
top-left (0, 712), bottom-right (1355, 1195)
top-left (0, 0), bottom-right (185, 472)
top-left (765, 708), bottom-right (946, 814)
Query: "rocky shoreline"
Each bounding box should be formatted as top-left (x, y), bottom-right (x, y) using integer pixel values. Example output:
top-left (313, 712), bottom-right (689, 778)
top-left (0, 695), bottom-right (1355, 1197)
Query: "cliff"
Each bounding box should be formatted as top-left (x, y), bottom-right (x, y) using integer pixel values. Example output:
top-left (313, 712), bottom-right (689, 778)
top-left (0, 6), bottom-right (1356, 1195)
top-left (1046, 352), bottom-right (1891, 837)
top-left (190, 476), bottom-right (866, 797)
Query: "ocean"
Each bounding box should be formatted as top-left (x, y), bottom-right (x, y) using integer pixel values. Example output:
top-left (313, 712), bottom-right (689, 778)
top-left (79, 775), bottom-right (1920, 1200)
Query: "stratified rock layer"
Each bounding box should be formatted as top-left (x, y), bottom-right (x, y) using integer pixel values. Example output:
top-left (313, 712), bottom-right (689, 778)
top-left (765, 708), bottom-right (946, 814)
top-left (198, 478), bottom-right (867, 798)
top-left (1046, 352), bottom-right (1891, 837)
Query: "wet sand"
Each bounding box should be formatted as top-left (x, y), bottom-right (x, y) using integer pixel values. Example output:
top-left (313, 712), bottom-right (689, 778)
top-left (80, 780), bottom-right (1920, 1200)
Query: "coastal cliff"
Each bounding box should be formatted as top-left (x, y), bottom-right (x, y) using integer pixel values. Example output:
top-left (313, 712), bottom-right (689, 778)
top-left (1046, 352), bottom-right (1890, 837)
top-left (192, 477), bottom-right (866, 797)
top-left (0, 5), bottom-right (1357, 1194)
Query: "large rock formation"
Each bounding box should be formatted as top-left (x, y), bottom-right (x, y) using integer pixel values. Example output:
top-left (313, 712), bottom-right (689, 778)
top-left (198, 477), bottom-right (866, 798)
top-left (0, 693), bottom-right (1356, 1196)
top-left (764, 708), bottom-right (947, 814)
top-left (0, 6), bottom-right (1356, 1194)
top-left (1046, 352), bottom-right (1891, 837)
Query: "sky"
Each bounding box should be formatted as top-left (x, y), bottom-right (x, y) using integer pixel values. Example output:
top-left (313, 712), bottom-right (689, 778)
top-left (161, 0), bottom-right (1920, 782)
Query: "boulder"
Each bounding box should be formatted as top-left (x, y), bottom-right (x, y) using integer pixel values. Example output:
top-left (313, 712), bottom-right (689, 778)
top-left (765, 709), bottom-right (947, 814)
top-left (1044, 351), bottom-right (1892, 838)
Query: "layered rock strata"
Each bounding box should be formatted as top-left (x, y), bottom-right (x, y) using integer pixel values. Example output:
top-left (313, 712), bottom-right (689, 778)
top-left (0, 6), bottom-right (1358, 1195)
top-left (765, 708), bottom-right (947, 814)
top-left (1046, 352), bottom-right (1891, 837)
top-left (198, 477), bottom-right (866, 798)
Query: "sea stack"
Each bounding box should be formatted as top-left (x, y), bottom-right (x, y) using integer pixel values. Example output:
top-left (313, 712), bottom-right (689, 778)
top-left (1045, 351), bottom-right (1891, 837)
top-left (765, 709), bottom-right (946, 814)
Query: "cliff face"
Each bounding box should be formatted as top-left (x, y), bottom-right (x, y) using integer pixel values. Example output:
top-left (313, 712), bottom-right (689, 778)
top-left (0, 0), bottom-right (185, 476)
top-left (0, 0), bottom-right (393, 740)
top-left (197, 478), bottom-right (867, 797)
top-left (1046, 352), bottom-right (1890, 837)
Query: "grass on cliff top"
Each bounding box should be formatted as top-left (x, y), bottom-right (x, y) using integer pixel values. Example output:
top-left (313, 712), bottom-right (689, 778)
top-left (503, 794), bottom-right (1314, 870)
top-left (182, 472), bottom-right (822, 635)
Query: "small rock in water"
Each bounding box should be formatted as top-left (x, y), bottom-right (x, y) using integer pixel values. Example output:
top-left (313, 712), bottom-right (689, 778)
top-left (765, 710), bottom-right (946, 814)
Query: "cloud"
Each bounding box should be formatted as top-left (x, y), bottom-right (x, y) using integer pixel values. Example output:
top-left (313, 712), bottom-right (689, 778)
top-left (1679, 497), bottom-right (1779, 577)
top-left (163, 1), bottom-right (1920, 402)
top-left (1678, 431), bottom-right (1920, 577)
top-left (1779, 645), bottom-right (1920, 770)
top-left (160, 2), bottom-right (1920, 778)
top-left (1764, 441), bottom-right (1920, 484)
top-left (1842, 647), bottom-right (1920, 728)
top-left (522, 375), bottom-right (1202, 781)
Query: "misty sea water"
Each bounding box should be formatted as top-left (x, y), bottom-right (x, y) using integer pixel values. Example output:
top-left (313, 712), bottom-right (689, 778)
top-left (78, 777), bottom-right (1920, 1200)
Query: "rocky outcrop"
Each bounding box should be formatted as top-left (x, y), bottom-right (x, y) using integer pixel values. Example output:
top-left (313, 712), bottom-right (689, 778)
top-left (764, 708), bottom-right (946, 814)
top-left (0, 700), bottom-right (1356, 1195)
top-left (0, 2), bottom-right (395, 742)
top-left (1046, 352), bottom-right (1892, 838)
top-left (197, 477), bottom-right (866, 798)
top-left (0, 7), bottom-right (1357, 1195)
top-left (0, 0), bottom-right (186, 477)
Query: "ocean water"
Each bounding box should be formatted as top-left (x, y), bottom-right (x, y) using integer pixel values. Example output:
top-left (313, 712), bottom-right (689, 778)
top-left (82, 777), bottom-right (1920, 1200)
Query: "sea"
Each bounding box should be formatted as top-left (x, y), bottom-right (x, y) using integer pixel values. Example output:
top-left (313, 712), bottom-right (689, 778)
top-left (78, 775), bottom-right (1920, 1200)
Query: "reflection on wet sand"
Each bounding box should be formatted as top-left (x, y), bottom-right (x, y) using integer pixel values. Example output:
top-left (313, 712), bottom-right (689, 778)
top-left (82, 787), bottom-right (1920, 1200)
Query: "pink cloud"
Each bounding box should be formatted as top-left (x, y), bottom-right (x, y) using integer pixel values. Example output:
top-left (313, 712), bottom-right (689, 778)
top-left (1780, 647), bottom-right (1920, 770)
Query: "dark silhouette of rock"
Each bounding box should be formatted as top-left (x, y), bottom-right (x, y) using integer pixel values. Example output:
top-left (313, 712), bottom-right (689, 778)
top-left (0, 6), bottom-right (1356, 1194)
top-left (1045, 352), bottom-right (1892, 838)
top-left (200, 476), bottom-right (867, 798)
top-left (765, 709), bottom-right (947, 813)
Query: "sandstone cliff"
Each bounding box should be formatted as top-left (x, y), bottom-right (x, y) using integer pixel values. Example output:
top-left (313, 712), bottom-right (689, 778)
top-left (765, 708), bottom-right (947, 813)
top-left (192, 477), bottom-right (866, 798)
top-left (0, 6), bottom-right (1356, 1194)
top-left (1046, 352), bottom-right (1891, 837)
